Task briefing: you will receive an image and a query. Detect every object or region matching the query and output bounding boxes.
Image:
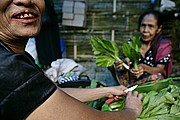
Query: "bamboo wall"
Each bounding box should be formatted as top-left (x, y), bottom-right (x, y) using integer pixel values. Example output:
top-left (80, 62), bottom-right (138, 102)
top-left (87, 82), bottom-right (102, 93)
top-left (53, 0), bottom-right (152, 61)
top-left (53, 0), bottom-right (180, 64)
top-left (51, 0), bottom-right (180, 82)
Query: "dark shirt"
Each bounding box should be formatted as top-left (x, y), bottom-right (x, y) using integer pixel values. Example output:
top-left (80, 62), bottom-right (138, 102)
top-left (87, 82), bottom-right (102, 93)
top-left (139, 47), bottom-right (171, 67)
top-left (0, 40), bottom-right (57, 120)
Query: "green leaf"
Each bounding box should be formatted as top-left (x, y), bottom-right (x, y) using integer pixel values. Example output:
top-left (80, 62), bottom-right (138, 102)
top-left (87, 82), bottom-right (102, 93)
top-left (101, 103), bottom-right (112, 111)
top-left (170, 104), bottom-right (180, 115)
top-left (109, 98), bottom-right (125, 111)
top-left (142, 114), bottom-right (180, 120)
top-left (122, 35), bottom-right (141, 69)
top-left (90, 79), bottom-right (98, 88)
top-left (90, 36), bottom-right (122, 67)
top-left (91, 36), bottom-right (117, 57)
top-left (96, 55), bottom-right (115, 67)
top-left (151, 107), bottom-right (169, 116)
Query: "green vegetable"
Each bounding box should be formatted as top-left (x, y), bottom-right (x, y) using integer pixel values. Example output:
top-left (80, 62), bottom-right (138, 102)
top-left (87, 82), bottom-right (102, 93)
top-left (122, 35), bottom-right (141, 69)
top-left (90, 36), bottom-right (129, 69)
top-left (142, 91), bottom-right (158, 106)
top-left (137, 114), bottom-right (180, 120)
top-left (101, 97), bottom-right (125, 111)
top-left (138, 84), bottom-right (180, 119)
top-left (135, 77), bottom-right (180, 93)
top-left (170, 105), bottom-right (180, 115)
top-left (101, 103), bottom-right (112, 111)
top-left (100, 78), bottom-right (180, 120)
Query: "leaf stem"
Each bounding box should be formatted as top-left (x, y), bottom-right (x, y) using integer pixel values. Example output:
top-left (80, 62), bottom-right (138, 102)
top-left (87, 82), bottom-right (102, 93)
top-left (116, 57), bottom-right (130, 70)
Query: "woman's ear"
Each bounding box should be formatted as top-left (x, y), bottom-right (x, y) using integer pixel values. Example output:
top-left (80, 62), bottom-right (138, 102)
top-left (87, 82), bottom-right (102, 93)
top-left (157, 25), bottom-right (162, 34)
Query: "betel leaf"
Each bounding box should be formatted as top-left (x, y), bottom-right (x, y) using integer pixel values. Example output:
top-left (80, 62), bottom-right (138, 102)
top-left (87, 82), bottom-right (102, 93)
top-left (91, 36), bottom-right (120, 60)
top-left (122, 35), bottom-right (141, 69)
top-left (170, 105), bottom-right (180, 115)
top-left (90, 36), bottom-right (123, 67)
top-left (96, 56), bottom-right (115, 67)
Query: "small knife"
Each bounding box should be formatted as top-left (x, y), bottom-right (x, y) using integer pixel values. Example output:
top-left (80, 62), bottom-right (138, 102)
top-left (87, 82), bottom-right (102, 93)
top-left (105, 85), bottom-right (138, 104)
top-left (124, 85), bottom-right (138, 93)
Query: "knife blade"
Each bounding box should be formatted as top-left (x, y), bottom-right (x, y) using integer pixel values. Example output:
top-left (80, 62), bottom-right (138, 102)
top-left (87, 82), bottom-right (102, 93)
top-left (105, 85), bottom-right (138, 104)
top-left (124, 85), bottom-right (138, 93)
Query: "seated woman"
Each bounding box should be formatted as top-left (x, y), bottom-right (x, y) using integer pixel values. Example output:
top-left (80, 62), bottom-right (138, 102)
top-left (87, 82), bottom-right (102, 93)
top-left (109, 10), bottom-right (173, 87)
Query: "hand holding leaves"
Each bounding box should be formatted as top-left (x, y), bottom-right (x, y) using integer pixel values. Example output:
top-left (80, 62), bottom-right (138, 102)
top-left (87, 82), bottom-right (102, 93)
top-left (122, 35), bottom-right (141, 69)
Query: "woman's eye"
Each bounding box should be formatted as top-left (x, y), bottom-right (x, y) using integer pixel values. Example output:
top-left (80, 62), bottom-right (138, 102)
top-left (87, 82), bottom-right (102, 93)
top-left (148, 24), bottom-right (153, 28)
top-left (141, 24), bottom-right (146, 27)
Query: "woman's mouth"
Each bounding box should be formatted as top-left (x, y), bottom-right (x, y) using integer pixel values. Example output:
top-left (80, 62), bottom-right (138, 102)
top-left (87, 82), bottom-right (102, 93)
top-left (142, 35), bottom-right (149, 39)
top-left (15, 13), bottom-right (35, 19)
top-left (12, 10), bottom-right (39, 24)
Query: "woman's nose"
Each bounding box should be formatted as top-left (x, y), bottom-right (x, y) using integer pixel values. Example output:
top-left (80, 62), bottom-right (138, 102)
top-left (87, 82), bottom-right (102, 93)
top-left (143, 26), bottom-right (148, 32)
top-left (13, 0), bottom-right (34, 6)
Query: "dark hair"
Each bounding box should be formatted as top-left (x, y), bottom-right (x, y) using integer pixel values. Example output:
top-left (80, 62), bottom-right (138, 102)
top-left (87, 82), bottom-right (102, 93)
top-left (138, 10), bottom-right (163, 30)
top-left (138, 10), bottom-right (163, 62)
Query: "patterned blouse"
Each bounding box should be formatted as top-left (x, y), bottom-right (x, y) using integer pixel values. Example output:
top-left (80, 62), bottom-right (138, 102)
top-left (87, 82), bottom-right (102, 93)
top-left (139, 48), bottom-right (171, 67)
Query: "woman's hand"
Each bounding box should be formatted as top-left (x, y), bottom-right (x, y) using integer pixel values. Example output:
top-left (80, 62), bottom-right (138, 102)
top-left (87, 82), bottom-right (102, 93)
top-left (115, 58), bottom-right (130, 71)
top-left (125, 91), bottom-right (143, 118)
top-left (115, 60), bottom-right (124, 70)
top-left (131, 65), bottom-right (144, 78)
top-left (107, 85), bottom-right (127, 100)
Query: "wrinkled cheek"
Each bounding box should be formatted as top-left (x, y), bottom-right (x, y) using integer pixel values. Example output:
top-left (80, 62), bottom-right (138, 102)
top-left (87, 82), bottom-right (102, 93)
top-left (0, 22), bottom-right (12, 35)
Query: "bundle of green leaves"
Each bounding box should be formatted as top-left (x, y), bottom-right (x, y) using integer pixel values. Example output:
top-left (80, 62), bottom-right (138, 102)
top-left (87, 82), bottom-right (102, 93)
top-left (122, 35), bottom-right (141, 69)
top-left (90, 36), bottom-right (129, 69)
top-left (137, 84), bottom-right (180, 120)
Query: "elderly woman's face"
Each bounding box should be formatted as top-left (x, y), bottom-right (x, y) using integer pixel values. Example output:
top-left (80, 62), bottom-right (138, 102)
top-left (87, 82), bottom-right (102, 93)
top-left (0, 0), bottom-right (45, 39)
top-left (139, 14), bottom-right (161, 42)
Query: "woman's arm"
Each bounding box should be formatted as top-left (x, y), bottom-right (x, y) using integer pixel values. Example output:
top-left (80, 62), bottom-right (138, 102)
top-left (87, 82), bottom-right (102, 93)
top-left (60, 85), bottom-right (127, 102)
top-left (130, 63), bottom-right (165, 79)
top-left (139, 63), bottom-right (165, 74)
top-left (27, 88), bottom-right (143, 120)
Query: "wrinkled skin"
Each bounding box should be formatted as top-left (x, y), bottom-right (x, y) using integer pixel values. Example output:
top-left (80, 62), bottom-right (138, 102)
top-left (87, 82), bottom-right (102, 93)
top-left (125, 91), bottom-right (143, 117)
top-left (140, 14), bottom-right (161, 43)
top-left (0, 0), bottom-right (44, 53)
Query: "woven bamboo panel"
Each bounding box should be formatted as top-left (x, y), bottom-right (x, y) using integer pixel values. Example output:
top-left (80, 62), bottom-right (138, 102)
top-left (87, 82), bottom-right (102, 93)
top-left (53, 0), bottom-right (180, 63)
